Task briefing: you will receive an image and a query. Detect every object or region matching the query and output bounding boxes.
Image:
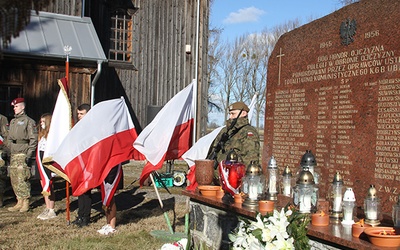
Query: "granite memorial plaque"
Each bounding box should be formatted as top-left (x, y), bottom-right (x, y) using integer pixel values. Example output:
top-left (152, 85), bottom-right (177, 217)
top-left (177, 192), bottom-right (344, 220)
top-left (264, 0), bottom-right (400, 214)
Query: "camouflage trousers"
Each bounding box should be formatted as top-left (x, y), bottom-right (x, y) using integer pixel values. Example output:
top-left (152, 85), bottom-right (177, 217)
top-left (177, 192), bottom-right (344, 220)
top-left (9, 153), bottom-right (31, 199)
top-left (0, 150), bottom-right (6, 195)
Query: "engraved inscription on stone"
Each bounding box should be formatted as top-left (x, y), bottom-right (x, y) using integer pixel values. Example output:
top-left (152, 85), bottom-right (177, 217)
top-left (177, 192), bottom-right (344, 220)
top-left (264, 0), bottom-right (400, 213)
top-left (375, 78), bottom-right (400, 182)
top-left (314, 84), bottom-right (356, 187)
top-left (272, 89), bottom-right (309, 166)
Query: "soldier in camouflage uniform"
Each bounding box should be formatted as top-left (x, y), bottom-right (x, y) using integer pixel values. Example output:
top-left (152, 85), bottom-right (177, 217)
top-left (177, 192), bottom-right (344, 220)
top-left (210, 101), bottom-right (260, 179)
top-left (0, 113), bottom-right (9, 207)
top-left (6, 98), bottom-right (38, 212)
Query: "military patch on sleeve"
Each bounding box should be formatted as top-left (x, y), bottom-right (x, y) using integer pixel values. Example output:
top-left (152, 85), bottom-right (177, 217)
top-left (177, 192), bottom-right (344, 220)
top-left (247, 132), bottom-right (254, 137)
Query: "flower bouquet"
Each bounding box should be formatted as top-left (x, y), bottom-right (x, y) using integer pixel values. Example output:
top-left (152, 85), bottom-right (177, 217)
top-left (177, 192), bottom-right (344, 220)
top-left (229, 205), bottom-right (310, 250)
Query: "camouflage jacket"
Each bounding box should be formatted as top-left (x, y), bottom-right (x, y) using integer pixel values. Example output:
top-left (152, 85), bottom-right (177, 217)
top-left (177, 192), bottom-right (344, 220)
top-left (211, 117), bottom-right (260, 167)
top-left (6, 113), bottom-right (38, 157)
top-left (0, 114), bottom-right (8, 152)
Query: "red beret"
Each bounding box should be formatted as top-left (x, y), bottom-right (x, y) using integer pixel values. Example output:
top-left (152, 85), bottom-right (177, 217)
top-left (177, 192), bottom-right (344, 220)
top-left (11, 98), bottom-right (25, 106)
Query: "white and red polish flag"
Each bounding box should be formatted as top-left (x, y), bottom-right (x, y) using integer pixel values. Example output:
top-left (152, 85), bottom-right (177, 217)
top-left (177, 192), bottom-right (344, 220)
top-left (0, 135), bottom-right (3, 145)
top-left (49, 97), bottom-right (142, 196)
top-left (40, 78), bottom-right (73, 193)
top-left (101, 163), bottom-right (122, 208)
top-left (134, 81), bottom-right (195, 186)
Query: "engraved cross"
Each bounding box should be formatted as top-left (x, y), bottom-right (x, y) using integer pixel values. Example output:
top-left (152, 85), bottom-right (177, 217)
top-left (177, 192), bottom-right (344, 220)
top-left (277, 48), bottom-right (285, 85)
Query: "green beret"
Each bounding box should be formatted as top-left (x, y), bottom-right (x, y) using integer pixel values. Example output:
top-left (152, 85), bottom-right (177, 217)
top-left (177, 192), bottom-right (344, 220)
top-left (229, 101), bottom-right (249, 112)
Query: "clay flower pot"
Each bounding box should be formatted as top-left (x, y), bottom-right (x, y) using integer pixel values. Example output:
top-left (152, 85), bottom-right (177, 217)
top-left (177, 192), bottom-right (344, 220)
top-left (311, 211), bottom-right (329, 226)
top-left (364, 227), bottom-right (400, 247)
top-left (216, 188), bottom-right (224, 199)
top-left (198, 185), bottom-right (220, 197)
top-left (258, 200), bottom-right (274, 213)
top-left (234, 193), bottom-right (243, 204)
top-left (195, 159), bottom-right (214, 185)
top-left (352, 222), bottom-right (371, 238)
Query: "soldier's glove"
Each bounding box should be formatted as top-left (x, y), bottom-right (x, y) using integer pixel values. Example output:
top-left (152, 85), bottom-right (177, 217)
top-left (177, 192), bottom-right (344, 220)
top-left (25, 157), bottom-right (33, 167)
top-left (1, 152), bottom-right (7, 161)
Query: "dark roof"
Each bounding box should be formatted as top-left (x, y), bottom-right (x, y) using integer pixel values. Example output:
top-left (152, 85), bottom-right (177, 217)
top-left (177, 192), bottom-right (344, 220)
top-left (2, 10), bottom-right (107, 63)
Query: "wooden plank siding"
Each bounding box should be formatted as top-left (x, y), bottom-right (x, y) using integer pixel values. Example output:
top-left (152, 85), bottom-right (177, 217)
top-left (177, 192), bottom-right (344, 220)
top-left (0, 60), bottom-right (94, 122)
top-left (0, 0), bottom-right (209, 138)
top-left (94, 0), bottom-right (209, 136)
top-left (43, 0), bottom-right (82, 16)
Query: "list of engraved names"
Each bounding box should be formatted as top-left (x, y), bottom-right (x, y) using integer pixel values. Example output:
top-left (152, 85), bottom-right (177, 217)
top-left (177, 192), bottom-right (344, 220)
top-left (375, 78), bottom-right (400, 182)
top-left (315, 84), bottom-right (357, 186)
top-left (272, 89), bottom-right (309, 166)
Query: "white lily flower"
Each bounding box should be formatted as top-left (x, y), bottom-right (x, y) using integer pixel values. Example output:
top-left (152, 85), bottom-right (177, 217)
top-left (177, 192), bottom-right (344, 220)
top-left (250, 213), bottom-right (265, 230)
top-left (247, 234), bottom-right (264, 249)
top-left (272, 234), bottom-right (295, 250)
top-left (231, 234), bottom-right (249, 249)
top-left (265, 241), bottom-right (277, 250)
top-left (267, 209), bottom-right (290, 239)
top-left (261, 227), bottom-right (272, 242)
top-left (230, 207), bottom-right (308, 249)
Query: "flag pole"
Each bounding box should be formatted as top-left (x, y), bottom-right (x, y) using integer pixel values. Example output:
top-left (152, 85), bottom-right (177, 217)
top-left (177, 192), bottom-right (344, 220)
top-left (248, 92), bottom-right (259, 123)
top-left (63, 45), bottom-right (72, 224)
top-left (193, 0), bottom-right (201, 144)
top-left (149, 173), bottom-right (174, 234)
top-left (149, 172), bottom-right (187, 241)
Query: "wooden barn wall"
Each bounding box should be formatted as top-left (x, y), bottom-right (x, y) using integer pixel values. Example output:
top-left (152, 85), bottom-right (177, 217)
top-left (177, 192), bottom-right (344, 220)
top-left (40, 0), bottom-right (82, 16)
top-left (34, 0), bottom-right (209, 136)
top-left (0, 60), bottom-right (93, 123)
top-left (108, 0), bottom-right (209, 136)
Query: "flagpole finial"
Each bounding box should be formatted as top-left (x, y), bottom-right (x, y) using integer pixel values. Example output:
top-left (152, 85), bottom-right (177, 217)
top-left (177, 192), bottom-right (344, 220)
top-left (63, 45), bottom-right (72, 55)
top-left (64, 45), bottom-right (72, 64)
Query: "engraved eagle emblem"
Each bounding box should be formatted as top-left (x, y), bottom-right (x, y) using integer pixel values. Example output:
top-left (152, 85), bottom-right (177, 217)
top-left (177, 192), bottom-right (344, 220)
top-left (340, 18), bottom-right (357, 46)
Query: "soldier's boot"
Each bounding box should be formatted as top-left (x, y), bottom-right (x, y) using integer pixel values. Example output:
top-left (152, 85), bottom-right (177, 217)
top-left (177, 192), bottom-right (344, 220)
top-left (19, 198), bottom-right (30, 212)
top-left (8, 198), bottom-right (22, 211)
top-left (0, 193), bottom-right (3, 207)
